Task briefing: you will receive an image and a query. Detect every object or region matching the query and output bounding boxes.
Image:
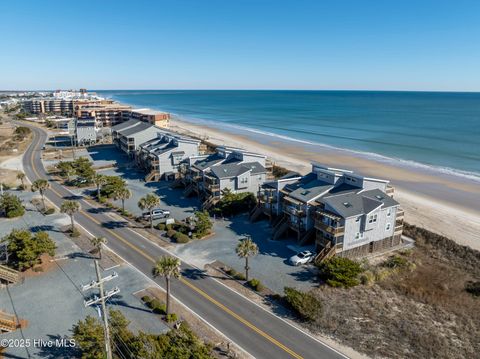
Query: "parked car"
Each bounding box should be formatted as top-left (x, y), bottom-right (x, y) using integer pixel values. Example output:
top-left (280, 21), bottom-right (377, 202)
top-left (143, 208), bottom-right (171, 220)
top-left (289, 250), bottom-right (315, 266)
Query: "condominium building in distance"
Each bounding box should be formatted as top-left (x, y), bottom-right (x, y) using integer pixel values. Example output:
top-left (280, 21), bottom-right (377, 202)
top-left (124, 109), bottom-right (171, 128)
top-left (75, 102), bottom-right (132, 127)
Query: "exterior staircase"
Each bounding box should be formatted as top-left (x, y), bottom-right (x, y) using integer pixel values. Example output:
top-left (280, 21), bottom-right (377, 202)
top-left (0, 265), bottom-right (20, 284)
top-left (272, 216), bottom-right (289, 240)
top-left (144, 170), bottom-right (158, 182)
top-left (299, 228), bottom-right (315, 246)
top-left (249, 205), bottom-right (263, 222)
top-left (202, 196), bottom-right (219, 210)
top-left (314, 242), bottom-right (336, 263)
top-left (183, 183), bottom-right (195, 197)
top-left (0, 311), bottom-right (18, 333)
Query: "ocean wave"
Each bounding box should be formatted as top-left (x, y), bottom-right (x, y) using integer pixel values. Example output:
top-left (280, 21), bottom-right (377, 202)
top-left (172, 114), bottom-right (480, 183)
top-left (104, 95), bottom-right (480, 183)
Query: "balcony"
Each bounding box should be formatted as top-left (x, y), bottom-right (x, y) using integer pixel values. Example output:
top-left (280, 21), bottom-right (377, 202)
top-left (283, 204), bottom-right (305, 217)
top-left (205, 182), bottom-right (220, 192)
top-left (258, 193), bottom-right (277, 203)
top-left (287, 216), bottom-right (306, 232)
top-left (396, 208), bottom-right (404, 219)
top-left (315, 220), bottom-right (345, 236)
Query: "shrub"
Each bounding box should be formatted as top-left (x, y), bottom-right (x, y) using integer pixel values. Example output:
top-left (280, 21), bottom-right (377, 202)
top-left (248, 278), bottom-right (264, 292)
top-left (383, 255), bottom-right (409, 269)
top-left (166, 313), bottom-right (178, 323)
top-left (212, 191), bottom-right (256, 216)
top-left (18, 184), bottom-right (26, 191)
top-left (6, 206), bottom-right (25, 218)
top-left (359, 270), bottom-right (375, 286)
top-left (174, 232), bottom-right (190, 244)
top-left (192, 211), bottom-right (212, 238)
top-left (141, 295), bottom-right (152, 304)
top-left (4, 229), bottom-right (56, 270)
top-left (166, 229), bottom-right (177, 238)
top-left (70, 228), bottom-right (81, 237)
top-left (155, 223), bottom-right (166, 231)
top-left (317, 257), bottom-right (363, 288)
top-left (234, 272), bottom-right (246, 281)
top-left (44, 208), bottom-right (55, 215)
top-left (147, 298), bottom-right (167, 314)
top-left (165, 224), bottom-right (172, 231)
top-left (0, 193), bottom-right (25, 218)
top-left (284, 287), bottom-right (322, 321)
top-left (465, 281), bottom-right (480, 296)
top-left (225, 268), bottom-right (237, 277)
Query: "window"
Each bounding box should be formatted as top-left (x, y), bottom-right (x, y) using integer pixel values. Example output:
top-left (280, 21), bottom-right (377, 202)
top-left (368, 214), bottom-right (377, 223)
top-left (355, 217), bottom-right (360, 222)
top-left (387, 208), bottom-right (391, 217)
top-left (355, 232), bottom-right (360, 239)
top-left (386, 223), bottom-right (391, 231)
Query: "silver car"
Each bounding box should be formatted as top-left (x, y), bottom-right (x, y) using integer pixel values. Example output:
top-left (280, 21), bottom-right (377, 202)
top-left (143, 208), bottom-right (171, 220)
top-left (289, 250), bottom-right (315, 266)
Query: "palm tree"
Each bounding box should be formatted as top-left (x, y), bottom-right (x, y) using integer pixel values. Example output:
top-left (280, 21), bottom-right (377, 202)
top-left (152, 256), bottom-right (181, 315)
top-left (91, 173), bottom-right (107, 200)
top-left (235, 235), bottom-right (258, 281)
top-left (90, 236), bottom-right (107, 259)
top-left (31, 179), bottom-right (49, 211)
top-left (138, 193), bottom-right (160, 229)
top-left (60, 200), bottom-right (81, 234)
top-left (16, 172), bottom-right (26, 189)
top-left (113, 186), bottom-right (132, 212)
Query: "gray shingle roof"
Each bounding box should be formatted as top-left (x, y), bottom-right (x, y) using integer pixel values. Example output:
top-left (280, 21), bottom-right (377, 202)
top-left (210, 163), bottom-right (251, 179)
top-left (323, 189), bottom-right (399, 218)
top-left (193, 154), bottom-right (225, 171)
top-left (241, 162), bottom-right (266, 174)
top-left (288, 180), bottom-right (333, 202)
top-left (119, 122), bottom-right (154, 137)
top-left (111, 119), bottom-right (138, 131)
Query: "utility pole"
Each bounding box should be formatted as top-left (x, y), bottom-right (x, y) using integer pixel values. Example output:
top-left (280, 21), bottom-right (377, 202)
top-left (82, 261), bottom-right (119, 359)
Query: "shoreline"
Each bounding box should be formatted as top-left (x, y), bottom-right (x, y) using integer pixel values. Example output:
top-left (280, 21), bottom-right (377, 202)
top-left (168, 118), bottom-right (480, 250)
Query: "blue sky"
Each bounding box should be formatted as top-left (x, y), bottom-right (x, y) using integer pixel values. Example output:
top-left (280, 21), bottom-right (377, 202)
top-left (1, 0), bottom-right (480, 91)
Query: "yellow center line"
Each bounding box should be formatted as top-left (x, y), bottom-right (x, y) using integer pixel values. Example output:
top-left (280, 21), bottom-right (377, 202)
top-left (28, 129), bottom-right (304, 359)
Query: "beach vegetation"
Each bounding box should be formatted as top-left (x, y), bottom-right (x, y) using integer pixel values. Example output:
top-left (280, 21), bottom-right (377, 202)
top-left (284, 287), bottom-right (322, 322)
top-left (212, 190), bottom-right (256, 216)
top-left (317, 256), bottom-right (363, 288)
top-left (3, 229), bottom-right (56, 270)
top-left (73, 309), bottom-right (212, 359)
top-left (0, 192), bottom-right (25, 218)
top-left (100, 175), bottom-right (127, 198)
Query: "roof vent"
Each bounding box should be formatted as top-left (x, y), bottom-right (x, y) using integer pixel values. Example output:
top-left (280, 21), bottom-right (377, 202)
top-left (343, 202), bottom-right (352, 208)
top-left (375, 195), bottom-right (384, 200)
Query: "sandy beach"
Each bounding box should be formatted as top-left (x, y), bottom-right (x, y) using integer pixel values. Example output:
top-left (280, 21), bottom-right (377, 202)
top-left (170, 119), bottom-right (480, 251)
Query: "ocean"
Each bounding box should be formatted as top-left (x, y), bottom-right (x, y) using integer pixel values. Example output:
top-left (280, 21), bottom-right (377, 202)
top-left (97, 90), bottom-right (480, 181)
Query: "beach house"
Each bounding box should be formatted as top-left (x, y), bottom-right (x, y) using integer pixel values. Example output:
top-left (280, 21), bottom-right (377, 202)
top-left (182, 146), bottom-right (270, 209)
top-left (136, 132), bottom-right (201, 181)
top-left (111, 119), bottom-right (159, 156)
top-left (255, 164), bottom-right (403, 260)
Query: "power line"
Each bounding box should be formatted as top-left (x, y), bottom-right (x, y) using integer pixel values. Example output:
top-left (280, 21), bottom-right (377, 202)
top-left (81, 258), bottom-right (119, 359)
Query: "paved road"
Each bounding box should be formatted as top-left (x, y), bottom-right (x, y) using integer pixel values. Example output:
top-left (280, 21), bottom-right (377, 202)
top-left (20, 123), bottom-right (347, 359)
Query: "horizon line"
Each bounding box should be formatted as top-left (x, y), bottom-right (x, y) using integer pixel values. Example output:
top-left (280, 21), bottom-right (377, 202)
top-left (3, 88), bottom-right (480, 94)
